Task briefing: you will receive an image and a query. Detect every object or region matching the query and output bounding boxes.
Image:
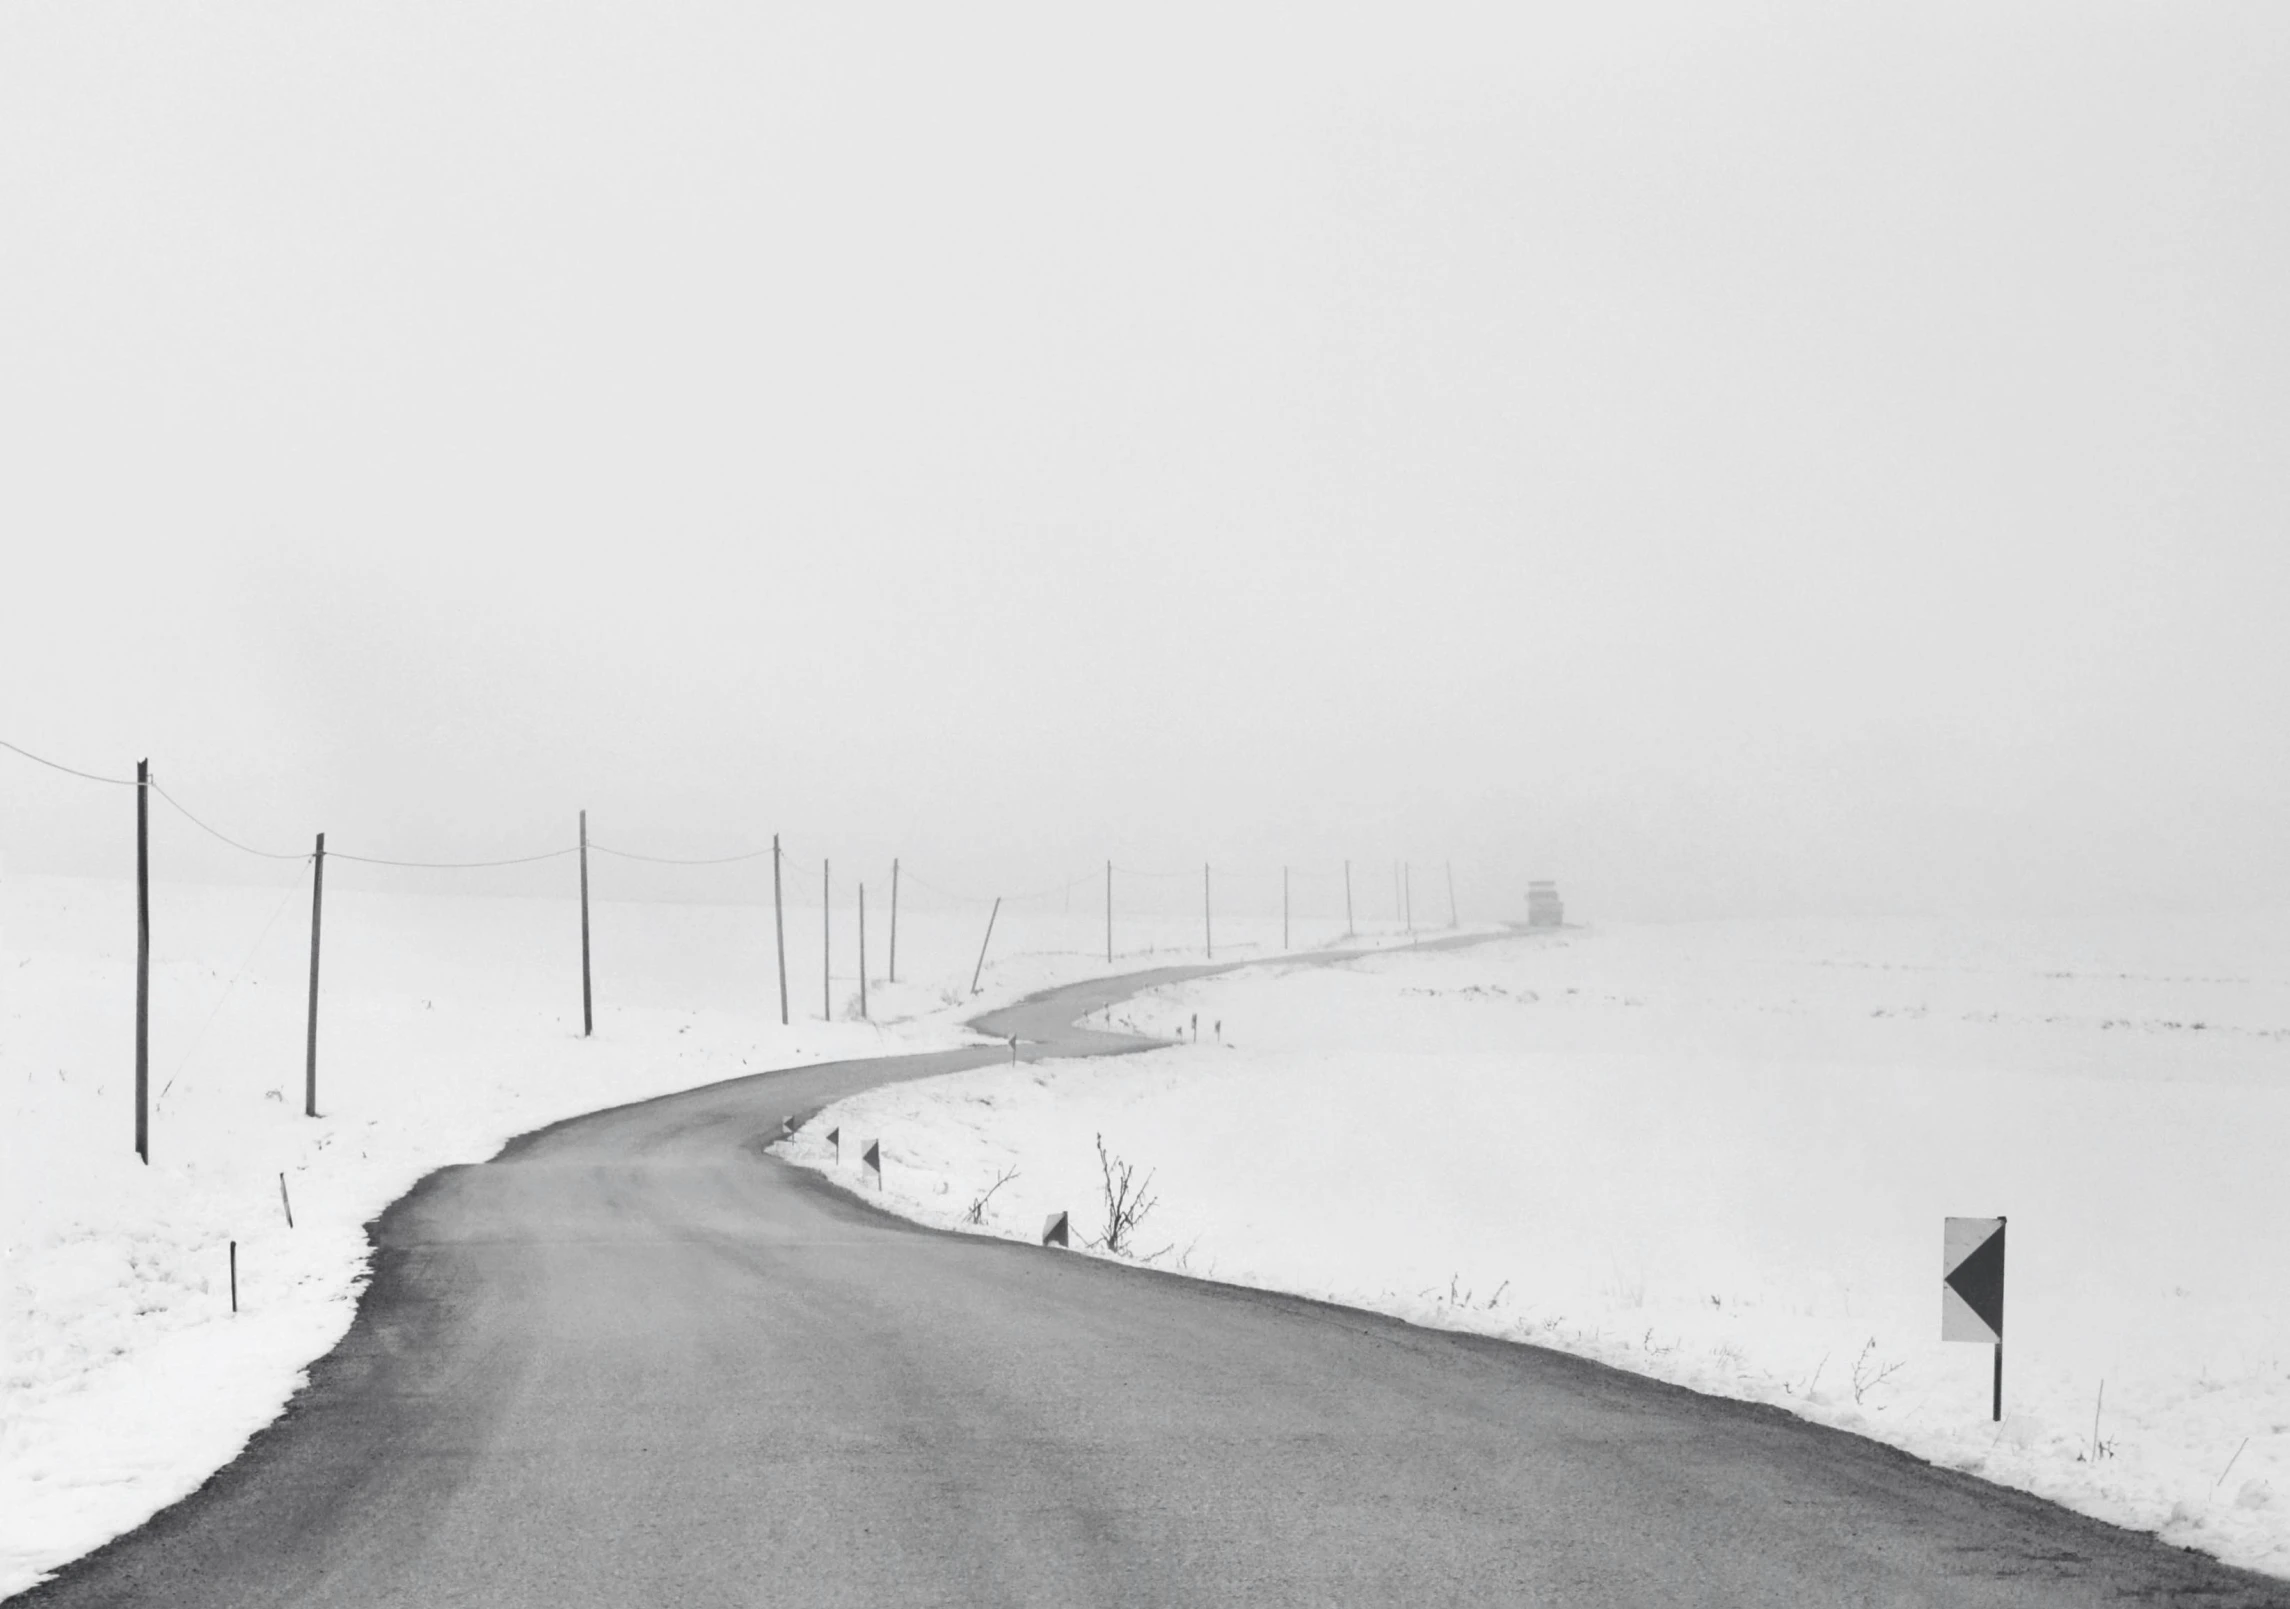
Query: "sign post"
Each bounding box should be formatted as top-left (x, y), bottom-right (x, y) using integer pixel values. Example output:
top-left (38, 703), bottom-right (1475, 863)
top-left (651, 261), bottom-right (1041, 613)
top-left (1942, 1215), bottom-right (2007, 1420)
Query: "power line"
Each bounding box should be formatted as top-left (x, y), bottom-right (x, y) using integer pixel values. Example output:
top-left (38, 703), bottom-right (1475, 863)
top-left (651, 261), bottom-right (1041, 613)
top-left (330, 846), bottom-right (580, 870)
top-left (0, 736), bottom-right (139, 786)
top-left (589, 842), bottom-right (774, 867)
top-left (149, 779), bottom-right (312, 862)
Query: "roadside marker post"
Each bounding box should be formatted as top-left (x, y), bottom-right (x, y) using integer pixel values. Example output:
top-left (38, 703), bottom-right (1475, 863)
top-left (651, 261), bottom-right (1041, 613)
top-left (828, 1126), bottom-right (840, 1164)
top-left (1042, 1212), bottom-right (1069, 1248)
top-left (1942, 1215), bottom-right (2007, 1420)
top-left (229, 1240), bottom-right (238, 1313)
top-left (862, 1140), bottom-right (881, 1189)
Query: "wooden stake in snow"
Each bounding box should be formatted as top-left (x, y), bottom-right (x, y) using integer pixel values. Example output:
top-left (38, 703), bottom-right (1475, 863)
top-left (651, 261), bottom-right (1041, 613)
top-left (772, 834), bottom-right (788, 1026)
top-left (278, 1172), bottom-right (295, 1229)
top-left (304, 832), bottom-right (325, 1118)
top-left (229, 1240), bottom-right (237, 1313)
top-left (970, 897), bottom-right (1001, 995)
top-left (135, 758), bottom-right (150, 1165)
top-left (578, 810), bottom-right (593, 1038)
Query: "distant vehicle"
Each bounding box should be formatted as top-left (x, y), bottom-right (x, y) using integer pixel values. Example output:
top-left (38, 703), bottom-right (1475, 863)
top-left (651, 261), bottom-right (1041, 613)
top-left (1526, 881), bottom-right (1564, 928)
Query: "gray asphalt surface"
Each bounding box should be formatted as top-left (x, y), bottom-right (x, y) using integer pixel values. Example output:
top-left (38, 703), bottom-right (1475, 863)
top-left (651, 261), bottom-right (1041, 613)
top-left (15, 954), bottom-right (2290, 1607)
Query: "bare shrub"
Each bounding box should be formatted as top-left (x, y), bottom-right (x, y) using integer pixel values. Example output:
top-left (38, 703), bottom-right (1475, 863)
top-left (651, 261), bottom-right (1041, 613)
top-left (1089, 1132), bottom-right (1158, 1256)
top-left (1851, 1337), bottom-right (1904, 1404)
top-left (966, 1165), bottom-right (1019, 1226)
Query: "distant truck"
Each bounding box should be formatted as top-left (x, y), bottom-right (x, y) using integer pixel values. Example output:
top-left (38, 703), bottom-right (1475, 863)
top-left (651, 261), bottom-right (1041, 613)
top-left (1526, 881), bottom-right (1564, 928)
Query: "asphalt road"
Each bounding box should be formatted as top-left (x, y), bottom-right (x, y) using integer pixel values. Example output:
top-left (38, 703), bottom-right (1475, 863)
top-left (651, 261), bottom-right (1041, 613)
top-left (16, 956), bottom-right (2290, 1607)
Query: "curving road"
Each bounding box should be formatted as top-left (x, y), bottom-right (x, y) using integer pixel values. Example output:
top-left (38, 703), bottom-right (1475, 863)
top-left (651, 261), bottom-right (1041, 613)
top-left (14, 956), bottom-right (2289, 1607)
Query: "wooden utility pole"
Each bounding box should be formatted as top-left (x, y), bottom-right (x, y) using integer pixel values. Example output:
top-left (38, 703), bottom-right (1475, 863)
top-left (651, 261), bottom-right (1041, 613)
top-left (1446, 861), bottom-right (1458, 927)
top-left (822, 858), bottom-right (831, 1020)
top-left (970, 897), bottom-right (1001, 994)
top-left (889, 858), bottom-right (900, 984)
top-left (304, 833), bottom-right (325, 1118)
top-left (1404, 862), bottom-right (1413, 933)
top-left (1282, 866), bottom-right (1290, 951)
top-left (579, 810), bottom-right (593, 1037)
top-left (135, 758), bottom-right (149, 1165)
top-left (858, 883), bottom-right (868, 1019)
top-left (1344, 859), bottom-right (1353, 938)
top-left (772, 835), bottom-right (788, 1025)
top-left (1203, 863), bottom-right (1213, 959)
top-left (1104, 861), bottom-right (1113, 963)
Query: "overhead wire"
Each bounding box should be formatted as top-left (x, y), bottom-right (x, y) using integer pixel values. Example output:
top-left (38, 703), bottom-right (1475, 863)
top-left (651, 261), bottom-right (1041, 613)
top-left (0, 736), bottom-right (139, 786)
top-left (149, 778), bottom-right (313, 862)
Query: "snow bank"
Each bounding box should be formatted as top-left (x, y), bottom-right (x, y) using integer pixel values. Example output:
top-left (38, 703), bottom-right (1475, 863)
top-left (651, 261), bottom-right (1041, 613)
top-left (0, 869), bottom-right (1337, 1596)
top-left (780, 913), bottom-right (2290, 1581)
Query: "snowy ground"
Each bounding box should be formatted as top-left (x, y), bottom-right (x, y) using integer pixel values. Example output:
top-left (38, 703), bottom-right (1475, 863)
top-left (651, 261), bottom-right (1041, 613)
top-left (1, 866), bottom-right (1389, 1596)
top-left (781, 913), bottom-right (2290, 1582)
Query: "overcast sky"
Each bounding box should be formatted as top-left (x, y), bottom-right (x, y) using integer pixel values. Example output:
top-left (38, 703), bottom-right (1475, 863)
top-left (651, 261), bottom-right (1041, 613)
top-left (4, 3), bottom-right (2286, 922)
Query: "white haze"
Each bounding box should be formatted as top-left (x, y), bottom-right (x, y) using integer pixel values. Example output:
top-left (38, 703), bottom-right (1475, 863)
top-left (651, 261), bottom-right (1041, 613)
top-left (3, 3), bottom-right (2287, 922)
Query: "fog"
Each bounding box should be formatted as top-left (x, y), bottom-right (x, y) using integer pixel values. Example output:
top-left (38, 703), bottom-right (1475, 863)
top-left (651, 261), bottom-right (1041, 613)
top-left (4, 3), bottom-right (2286, 922)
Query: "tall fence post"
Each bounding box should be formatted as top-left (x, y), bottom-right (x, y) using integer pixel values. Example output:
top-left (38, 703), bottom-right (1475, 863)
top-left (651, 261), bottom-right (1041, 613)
top-left (135, 758), bottom-right (149, 1165)
top-left (1344, 859), bottom-right (1354, 938)
top-left (858, 882), bottom-right (868, 1019)
top-left (305, 832), bottom-right (325, 1118)
top-left (579, 810), bottom-right (593, 1037)
top-left (970, 896), bottom-right (1001, 995)
top-left (1105, 860), bottom-right (1113, 963)
top-left (822, 858), bottom-right (832, 1021)
top-left (772, 834), bottom-right (788, 1026)
top-left (1203, 863), bottom-right (1213, 959)
top-left (889, 858), bottom-right (900, 984)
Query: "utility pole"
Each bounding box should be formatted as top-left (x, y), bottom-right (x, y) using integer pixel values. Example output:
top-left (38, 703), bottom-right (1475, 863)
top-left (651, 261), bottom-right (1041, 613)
top-left (1105, 860), bottom-right (1113, 964)
top-left (1446, 861), bottom-right (1458, 927)
top-left (858, 883), bottom-right (868, 1019)
top-left (1344, 859), bottom-right (1353, 938)
top-left (305, 833), bottom-right (325, 1117)
top-left (1204, 863), bottom-right (1213, 959)
top-left (889, 858), bottom-right (900, 984)
top-left (822, 858), bottom-right (831, 1021)
top-left (1404, 862), bottom-right (1413, 934)
top-left (578, 810), bottom-right (593, 1037)
top-left (135, 759), bottom-right (149, 1165)
top-left (772, 835), bottom-right (788, 1025)
top-left (1282, 866), bottom-right (1290, 950)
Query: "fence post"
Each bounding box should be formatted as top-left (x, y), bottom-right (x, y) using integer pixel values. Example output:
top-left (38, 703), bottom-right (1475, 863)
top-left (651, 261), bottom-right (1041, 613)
top-left (970, 896), bottom-right (1001, 994)
top-left (305, 832), bottom-right (325, 1118)
top-left (772, 835), bottom-right (788, 1026)
top-left (579, 810), bottom-right (593, 1037)
top-left (889, 858), bottom-right (900, 984)
top-left (822, 858), bottom-right (831, 1021)
top-left (858, 882), bottom-right (868, 1019)
top-left (135, 758), bottom-right (149, 1165)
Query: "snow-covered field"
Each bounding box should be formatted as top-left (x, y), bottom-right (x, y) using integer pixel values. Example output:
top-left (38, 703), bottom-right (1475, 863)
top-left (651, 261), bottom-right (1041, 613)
top-left (782, 913), bottom-right (2290, 1581)
top-left (0, 867), bottom-right (1363, 1597)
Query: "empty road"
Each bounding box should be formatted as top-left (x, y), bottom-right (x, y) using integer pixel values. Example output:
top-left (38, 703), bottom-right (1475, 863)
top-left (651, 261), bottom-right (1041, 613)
top-left (15, 958), bottom-right (2288, 1606)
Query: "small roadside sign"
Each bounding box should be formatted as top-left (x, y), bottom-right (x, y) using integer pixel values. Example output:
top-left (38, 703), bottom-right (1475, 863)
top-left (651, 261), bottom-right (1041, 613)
top-left (1943, 1215), bottom-right (2007, 1421)
top-left (862, 1140), bottom-right (881, 1186)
